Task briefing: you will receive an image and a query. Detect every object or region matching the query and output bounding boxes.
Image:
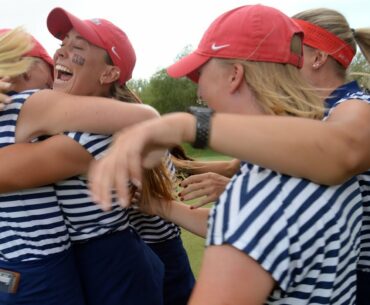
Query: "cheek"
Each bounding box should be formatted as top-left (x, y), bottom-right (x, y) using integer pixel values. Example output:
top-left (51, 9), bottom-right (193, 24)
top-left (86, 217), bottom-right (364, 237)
top-left (72, 54), bottom-right (86, 66)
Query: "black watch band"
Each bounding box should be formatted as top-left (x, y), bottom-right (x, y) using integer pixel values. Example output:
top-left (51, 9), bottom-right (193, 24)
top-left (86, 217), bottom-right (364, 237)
top-left (188, 106), bottom-right (214, 149)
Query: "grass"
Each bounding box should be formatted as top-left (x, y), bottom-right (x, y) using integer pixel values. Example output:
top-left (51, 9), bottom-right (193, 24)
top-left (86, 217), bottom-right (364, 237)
top-left (178, 144), bottom-right (231, 278)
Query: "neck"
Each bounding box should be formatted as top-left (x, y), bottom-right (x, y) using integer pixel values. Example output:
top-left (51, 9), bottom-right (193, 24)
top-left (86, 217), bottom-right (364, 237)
top-left (312, 69), bottom-right (345, 101)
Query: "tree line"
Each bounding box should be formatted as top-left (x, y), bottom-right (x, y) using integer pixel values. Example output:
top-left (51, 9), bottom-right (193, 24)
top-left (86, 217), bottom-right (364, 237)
top-left (128, 47), bottom-right (370, 114)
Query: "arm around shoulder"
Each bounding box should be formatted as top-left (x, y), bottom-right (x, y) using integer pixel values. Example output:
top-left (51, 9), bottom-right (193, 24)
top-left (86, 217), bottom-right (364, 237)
top-left (15, 89), bottom-right (160, 142)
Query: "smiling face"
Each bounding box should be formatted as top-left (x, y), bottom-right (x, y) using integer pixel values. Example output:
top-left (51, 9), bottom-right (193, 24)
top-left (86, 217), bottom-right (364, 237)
top-left (53, 29), bottom-right (112, 96)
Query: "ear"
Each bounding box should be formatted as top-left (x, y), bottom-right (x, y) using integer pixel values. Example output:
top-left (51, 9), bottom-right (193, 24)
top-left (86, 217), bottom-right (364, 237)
top-left (22, 71), bottom-right (31, 82)
top-left (99, 66), bottom-right (121, 85)
top-left (312, 49), bottom-right (329, 70)
top-left (229, 63), bottom-right (245, 93)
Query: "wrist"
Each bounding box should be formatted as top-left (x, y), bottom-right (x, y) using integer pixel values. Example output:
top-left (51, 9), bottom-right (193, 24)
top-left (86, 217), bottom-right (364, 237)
top-left (187, 106), bottom-right (214, 149)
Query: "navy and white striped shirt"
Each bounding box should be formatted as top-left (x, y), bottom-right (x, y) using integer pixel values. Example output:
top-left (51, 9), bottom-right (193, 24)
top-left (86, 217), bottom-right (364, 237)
top-left (0, 90), bottom-right (70, 261)
top-left (127, 151), bottom-right (180, 243)
top-left (55, 132), bottom-right (130, 241)
top-left (56, 133), bottom-right (180, 243)
top-left (325, 81), bottom-right (370, 272)
top-left (207, 162), bottom-right (362, 304)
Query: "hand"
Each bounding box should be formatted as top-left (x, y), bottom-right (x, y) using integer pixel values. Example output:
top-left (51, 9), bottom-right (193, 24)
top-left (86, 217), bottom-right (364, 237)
top-left (0, 78), bottom-right (12, 110)
top-left (88, 113), bottom-right (194, 210)
top-left (179, 172), bottom-right (230, 208)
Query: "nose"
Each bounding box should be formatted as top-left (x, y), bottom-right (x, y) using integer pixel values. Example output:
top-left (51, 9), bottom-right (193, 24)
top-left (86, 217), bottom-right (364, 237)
top-left (54, 45), bottom-right (67, 61)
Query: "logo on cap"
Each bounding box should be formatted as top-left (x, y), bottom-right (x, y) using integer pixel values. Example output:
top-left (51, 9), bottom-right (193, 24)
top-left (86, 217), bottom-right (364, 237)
top-left (111, 46), bottom-right (121, 60)
top-left (90, 18), bottom-right (102, 25)
top-left (211, 43), bottom-right (230, 51)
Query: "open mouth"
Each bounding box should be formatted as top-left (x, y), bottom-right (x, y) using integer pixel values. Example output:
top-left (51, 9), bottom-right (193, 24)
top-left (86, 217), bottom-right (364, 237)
top-left (55, 64), bottom-right (73, 81)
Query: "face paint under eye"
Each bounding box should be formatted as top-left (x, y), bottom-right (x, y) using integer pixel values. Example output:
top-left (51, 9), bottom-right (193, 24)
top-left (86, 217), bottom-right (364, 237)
top-left (72, 54), bottom-right (85, 66)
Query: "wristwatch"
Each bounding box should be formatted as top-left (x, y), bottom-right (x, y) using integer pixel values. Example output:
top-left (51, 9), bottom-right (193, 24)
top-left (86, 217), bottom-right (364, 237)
top-left (188, 106), bottom-right (214, 149)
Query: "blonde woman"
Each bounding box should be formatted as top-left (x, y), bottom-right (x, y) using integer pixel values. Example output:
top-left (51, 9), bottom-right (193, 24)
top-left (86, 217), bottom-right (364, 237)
top-left (89, 5), bottom-right (363, 304)
top-left (172, 8), bottom-right (370, 304)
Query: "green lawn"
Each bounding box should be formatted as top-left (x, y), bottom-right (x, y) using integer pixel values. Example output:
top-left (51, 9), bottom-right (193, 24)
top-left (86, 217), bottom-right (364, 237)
top-left (178, 144), bottom-right (231, 278)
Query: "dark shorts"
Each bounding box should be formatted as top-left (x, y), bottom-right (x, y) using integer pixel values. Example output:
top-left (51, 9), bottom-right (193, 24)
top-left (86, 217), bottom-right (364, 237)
top-left (73, 228), bottom-right (164, 305)
top-left (357, 269), bottom-right (370, 305)
top-left (0, 248), bottom-right (85, 305)
top-left (148, 236), bottom-right (195, 305)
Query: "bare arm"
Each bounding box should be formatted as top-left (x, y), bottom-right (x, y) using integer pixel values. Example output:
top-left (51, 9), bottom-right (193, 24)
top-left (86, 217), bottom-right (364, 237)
top-left (208, 100), bottom-right (370, 184)
top-left (15, 89), bottom-right (159, 142)
top-left (88, 101), bottom-right (370, 206)
top-left (150, 199), bottom-right (209, 238)
top-left (0, 135), bottom-right (92, 192)
top-left (189, 245), bottom-right (274, 305)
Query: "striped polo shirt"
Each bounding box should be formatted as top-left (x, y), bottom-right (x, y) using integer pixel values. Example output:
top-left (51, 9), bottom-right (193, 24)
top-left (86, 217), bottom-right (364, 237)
top-left (56, 133), bottom-right (180, 243)
top-left (127, 151), bottom-right (180, 243)
top-left (0, 90), bottom-right (70, 261)
top-left (325, 81), bottom-right (370, 272)
top-left (55, 132), bottom-right (130, 242)
top-left (207, 162), bottom-right (362, 304)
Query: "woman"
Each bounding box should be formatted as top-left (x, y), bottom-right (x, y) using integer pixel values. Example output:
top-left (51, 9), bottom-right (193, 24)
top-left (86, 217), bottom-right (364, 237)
top-left (0, 8), bottom-right (194, 305)
top-left (0, 25), bottom-right (166, 305)
top-left (89, 5), bottom-right (363, 304)
top-left (175, 8), bottom-right (370, 304)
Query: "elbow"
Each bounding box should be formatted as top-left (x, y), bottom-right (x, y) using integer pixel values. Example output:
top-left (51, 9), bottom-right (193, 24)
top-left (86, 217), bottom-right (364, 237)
top-left (141, 105), bottom-right (160, 120)
top-left (325, 133), bottom-right (369, 184)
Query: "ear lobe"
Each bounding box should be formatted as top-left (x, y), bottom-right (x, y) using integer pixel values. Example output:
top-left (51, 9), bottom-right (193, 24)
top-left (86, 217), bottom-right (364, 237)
top-left (313, 50), bottom-right (329, 70)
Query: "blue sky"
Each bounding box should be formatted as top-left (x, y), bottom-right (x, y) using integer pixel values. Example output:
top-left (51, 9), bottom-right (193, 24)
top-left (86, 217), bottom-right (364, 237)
top-left (2, 0), bottom-right (369, 79)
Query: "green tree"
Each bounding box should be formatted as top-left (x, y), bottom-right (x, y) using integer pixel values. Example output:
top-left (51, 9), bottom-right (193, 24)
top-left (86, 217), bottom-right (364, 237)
top-left (129, 45), bottom-right (199, 114)
top-left (348, 53), bottom-right (370, 89)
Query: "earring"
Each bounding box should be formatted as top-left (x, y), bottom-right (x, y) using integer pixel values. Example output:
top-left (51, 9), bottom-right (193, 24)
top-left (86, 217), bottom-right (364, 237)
top-left (313, 63), bottom-right (320, 69)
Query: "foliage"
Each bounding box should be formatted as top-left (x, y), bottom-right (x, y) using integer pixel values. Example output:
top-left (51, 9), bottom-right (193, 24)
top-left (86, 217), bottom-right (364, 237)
top-left (348, 53), bottom-right (370, 89)
top-left (128, 45), bottom-right (198, 114)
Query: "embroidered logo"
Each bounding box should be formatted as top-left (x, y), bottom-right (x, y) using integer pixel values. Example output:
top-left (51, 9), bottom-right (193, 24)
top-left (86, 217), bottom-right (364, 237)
top-left (111, 46), bottom-right (121, 60)
top-left (90, 18), bottom-right (102, 25)
top-left (211, 43), bottom-right (230, 51)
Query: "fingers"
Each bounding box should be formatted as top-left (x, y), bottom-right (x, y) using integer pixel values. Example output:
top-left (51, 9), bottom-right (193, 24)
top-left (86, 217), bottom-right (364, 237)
top-left (190, 196), bottom-right (216, 209)
top-left (180, 173), bottom-right (209, 188)
top-left (88, 133), bottom-right (144, 211)
top-left (88, 159), bottom-right (115, 211)
top-left (181, 185), bottom-right (210, 201)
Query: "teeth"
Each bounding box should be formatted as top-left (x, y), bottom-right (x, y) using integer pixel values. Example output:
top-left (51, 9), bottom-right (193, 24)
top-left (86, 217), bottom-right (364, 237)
top-left (55, 64), bottom-right (72, 74)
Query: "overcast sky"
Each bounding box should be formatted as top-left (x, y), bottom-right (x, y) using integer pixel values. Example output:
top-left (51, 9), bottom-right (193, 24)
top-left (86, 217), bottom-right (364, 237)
top-left (2, 0), bottom-right (369, 79)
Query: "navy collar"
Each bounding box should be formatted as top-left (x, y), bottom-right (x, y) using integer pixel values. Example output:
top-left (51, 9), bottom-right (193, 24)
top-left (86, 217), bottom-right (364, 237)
top-left (325, 81), bottom-right (361, 109)
top-left (7, 91), bottom-right (19, 96)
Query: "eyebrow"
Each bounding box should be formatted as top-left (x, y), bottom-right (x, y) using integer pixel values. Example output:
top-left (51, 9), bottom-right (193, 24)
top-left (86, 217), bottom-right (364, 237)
top-left (64, 33), bottom-right (90, 45)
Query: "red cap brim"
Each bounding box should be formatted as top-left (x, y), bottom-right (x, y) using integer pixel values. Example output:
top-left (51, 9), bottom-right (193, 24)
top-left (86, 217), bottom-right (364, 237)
top-left (47, 8), bottom-right (103, 48)
top-left (166, 52), bottom-right (210, 83)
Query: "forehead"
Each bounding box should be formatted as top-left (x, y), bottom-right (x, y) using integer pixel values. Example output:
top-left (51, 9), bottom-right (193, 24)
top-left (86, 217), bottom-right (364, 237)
top-left (63, 29), bottom-right (89, 44)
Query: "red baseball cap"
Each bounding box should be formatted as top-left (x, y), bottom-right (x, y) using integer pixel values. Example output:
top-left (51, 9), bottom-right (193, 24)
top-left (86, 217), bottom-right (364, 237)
top-left (47, 7), bottom-right (136, 84)
top-left (0, 28), bottom-right (54, 73)
top-left (167, 4), bottom-right (304, 82)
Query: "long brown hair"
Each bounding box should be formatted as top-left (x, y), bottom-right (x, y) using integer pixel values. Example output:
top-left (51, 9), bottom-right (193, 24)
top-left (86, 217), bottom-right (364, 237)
top-left (105, 55), bottom-right (175, 208)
